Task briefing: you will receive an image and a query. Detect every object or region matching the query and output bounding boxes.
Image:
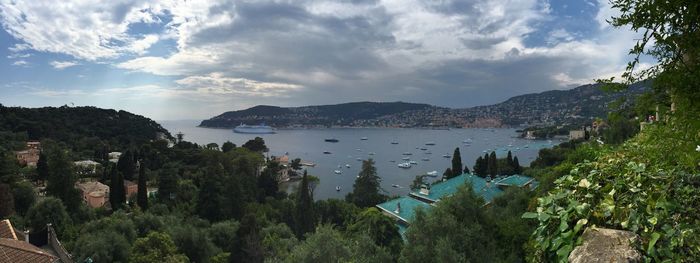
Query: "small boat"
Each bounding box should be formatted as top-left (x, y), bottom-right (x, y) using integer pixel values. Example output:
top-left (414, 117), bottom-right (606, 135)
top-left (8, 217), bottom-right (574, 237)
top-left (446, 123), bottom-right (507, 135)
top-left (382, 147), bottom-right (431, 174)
top-left (402, 152), bottom-right (412, 155)
top-left (421, 158), bottom-right (429, 161)
top-left (345, 164), bottom-right (351, 168)
top-left (409, 160), bottom-right (417, 165)
top-left (482, 150), bottom-right (487, 153)
top-left (389, 160), bottom-right (396, 163)
top-left (425, 141), bottom-right (436, 146)
top-left (426, 171), bottom-right (438, 177)
top-left (356, 158), bottom-right (363, 161)
top-left (334, 170), bottom-right (342, 174)
top-left (361, 137), bottom-right (368, 140)
top-left (325, 138), bottom-right (339, 142)
top-left (524, 145), bottom-right (529, 148)
top-left (401, 157), bottom-right (410, 160)
top-left (391, 141), bottom-right (399, 144)
top-left (420, 147), bottom-right (427, 151)
top-left (323, 151), bottom-right (332, 154)
top-left (356, 148), bottom-right (362, 151)
top-left (442, 154), bottom-right (451, 158)
top-left (301, 162), bottom-right (316, 167)
top-left (337, 165), bottom-right (342, 168)
top-left (425, 151), bottom-right (432, 154)
top-left (397, 162), bottom-right (411, 168)
top-left (368, 152), bottom-right (376, 155)
top-left (392, 184), bottom-right (400, 188)
top-left (336, 186), bottom-right (341, 191)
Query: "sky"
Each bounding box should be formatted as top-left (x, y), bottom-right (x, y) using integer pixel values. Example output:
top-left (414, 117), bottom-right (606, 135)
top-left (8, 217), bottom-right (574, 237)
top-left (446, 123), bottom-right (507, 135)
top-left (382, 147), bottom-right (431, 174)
top-left (0, 0), bottom-right (646, 120)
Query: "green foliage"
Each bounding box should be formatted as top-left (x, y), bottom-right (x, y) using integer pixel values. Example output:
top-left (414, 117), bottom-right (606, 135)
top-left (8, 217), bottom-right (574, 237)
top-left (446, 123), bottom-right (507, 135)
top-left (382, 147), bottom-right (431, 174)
top-left (73, 213), bottom-right (137, 263)
top-left (44, 147), bottom-right (82, 212)
top-left (170, 224), bottom-right (219, 263)
top-left (12, 181), bottom-right (36, 216)
top-left (284, 225), bottom-right (392, 263)
top-left (488, 151), bottom-right (497, 177)
top-left (25, 197), bottom-right (72, 237)
top-left (260, 223), bottom-right (297, 262)
top-left (346, 159), bottom-right (387, 208)
top-left (295, 170), bottom-right (316, 238)
top-left (36, 152), bottom-right (48, 182)
top-left (315, 199), bottom-right (360, 231)
top-left (526, 124), bottom-right (700, 261)
top-left (0, 183), bottom-right (14, 218)
top-left (242, 137), bottom-right (268, 152)
top-left (110, 165), bottom-right (126, 210)
top-left (129, 232), bottom-right (189, 263)
top-left (137, 163), bottom-right (148, 210)
top-left (221, 141), bottom-right (236, 153)
top-left (348, 208), bottom-right (403, 258)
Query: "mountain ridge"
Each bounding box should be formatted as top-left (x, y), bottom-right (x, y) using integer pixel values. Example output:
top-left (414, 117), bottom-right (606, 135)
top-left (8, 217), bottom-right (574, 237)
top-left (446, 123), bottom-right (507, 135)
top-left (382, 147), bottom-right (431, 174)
top-left (199, 83), bottom-right (648, 128)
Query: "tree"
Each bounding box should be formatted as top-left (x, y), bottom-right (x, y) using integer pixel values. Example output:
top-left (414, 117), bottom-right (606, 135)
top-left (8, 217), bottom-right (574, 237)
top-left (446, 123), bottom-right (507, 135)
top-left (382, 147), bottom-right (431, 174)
top-left (206, 143), bottom-right (220, 150)
top-left (170, 225), bottom-right (218, 263)
top-left (285, 225), bottom-right (391, 263)
top-left (488, 151), bottom-right (498, 177)
top-left (209, 220), bottom-right (240, 254)
top-left (0, 183), bottom-right (14, 218)
top-left (12, 181), bottom-right (36, 216)
top-left (117, 149), bottom-right (137, 181)
top-left (197, 164), bottom-right (226, 222)
top-left (506, 150), bottom-right (514, 175)
top-left (129, 232), bottom-right (188, 263)
top-left (25, 197), bottom-right (71, 237)
top-left (348, 208), bottom-right (403, 258)
top-left (110, 166), bottom-right (126, 210)
top-left (137, 161), bottom-right (148, 210)
top-left (473, 156), bottom-right (486, 177)
top-left (451, 147), bottom-right (463, 177)
top-left (442, 168), bottom-right (453, 180)
top-left (158, 164), bottom-right (179, 206)
top-left (410, 175), bottom-right (427, 190)
top-left (258, 160), bottom-right (280, 199)
top-left (345, 159), bottom-right (386, 208)
top-left (36, 152), bottom-right (48, 182)
top-left (463, 165), bottom-right (470, 174)
top-left (222, 141), bottom-right (236, 153)
top-left (290, 158), bottom-right (302, 177)
top-left (242, 137), bottom-right (268, 152)
top-left (295, 170), bottom-right (315, 238)
top-left (513, 156), bottom-right (522, 174)
top-left (45, 148), bottom-right (81, 211)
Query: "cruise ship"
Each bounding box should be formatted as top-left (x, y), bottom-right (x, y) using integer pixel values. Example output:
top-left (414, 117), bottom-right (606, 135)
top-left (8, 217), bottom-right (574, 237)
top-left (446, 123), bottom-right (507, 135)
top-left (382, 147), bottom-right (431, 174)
top-left (233, 123), bottom-right (275, 134)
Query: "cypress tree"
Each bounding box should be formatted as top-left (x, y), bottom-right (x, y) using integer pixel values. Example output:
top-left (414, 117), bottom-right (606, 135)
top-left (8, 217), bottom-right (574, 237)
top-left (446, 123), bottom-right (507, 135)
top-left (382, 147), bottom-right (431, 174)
top-left (117, 149), bottom-right (136, 181)
top-left (463, 165), bottom-right (470, 174)
top-left (488, 151), bottom-right (498, 177)
top-left (513, 156), bottom-right (522, 174)
top-left (36, 152), bottom-right (48, 182)
top-left (295, 170), bottom-right (315, 238)
top-left (110, 165), bottom-right (126, 210)
top-left (451, 148), bottom-right (463, 178)
top-left (442, 168), bottom-right (453, 180)
top-left (473, 156), bottom-right (484, 177)
top-left (45, 149), bottom-right (81, 211)
top-left (506, 151), bottom-right (514, 175)
top-left (137, 161), bottom-right (148, 210)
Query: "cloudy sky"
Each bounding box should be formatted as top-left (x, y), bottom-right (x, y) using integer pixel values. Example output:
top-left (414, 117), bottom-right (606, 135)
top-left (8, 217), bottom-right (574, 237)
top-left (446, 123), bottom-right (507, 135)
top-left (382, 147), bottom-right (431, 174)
top-left (0, 0), bottom-right (643, 120)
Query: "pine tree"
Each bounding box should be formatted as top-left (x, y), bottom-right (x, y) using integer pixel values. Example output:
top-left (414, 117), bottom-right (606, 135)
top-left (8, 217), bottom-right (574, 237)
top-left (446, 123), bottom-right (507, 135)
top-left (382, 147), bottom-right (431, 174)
top-left (295, 170), bottom-right (315, 238)
top-left (137, 161), bottom-right (148, 210)
top-left (346, 159), bottom-right (386, 208)
top-left (513, 156), bottom-right (522, 175)
top-left (451, 148), bottom-right (462, 178)
top-left (488, 151), bottom-right (498, 177)
top-left (463, 165), bottom-right (470, 174)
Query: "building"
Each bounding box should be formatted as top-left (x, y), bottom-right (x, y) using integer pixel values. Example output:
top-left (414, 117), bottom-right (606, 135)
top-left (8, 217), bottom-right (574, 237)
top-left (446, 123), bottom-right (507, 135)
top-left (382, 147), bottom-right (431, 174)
top-left (124, 180), bottom-right (138, 199)
top-left (74, 160), bottom-right (101, 175)
top-left (377, 173), bottom-right (537, 237)
top-left (274, 155), bottom-right (291, 182)
top-left (569, 130), bottom-right (586, 140)
top-left (76, 181), bottom-right (110, 208)
top-left (108, 152), bottom-right (122, 163)
top-left (0, 219), bottom-right (59, 263)
top-left (14, 141), bottom-right (41, 167)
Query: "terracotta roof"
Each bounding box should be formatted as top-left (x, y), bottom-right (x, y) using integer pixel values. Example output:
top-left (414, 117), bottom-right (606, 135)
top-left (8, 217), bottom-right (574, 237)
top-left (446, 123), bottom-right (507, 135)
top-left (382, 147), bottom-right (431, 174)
top-left (0, 238), bottom-right (58, 263)
top-left (0, 220), bottom-right (16, 240)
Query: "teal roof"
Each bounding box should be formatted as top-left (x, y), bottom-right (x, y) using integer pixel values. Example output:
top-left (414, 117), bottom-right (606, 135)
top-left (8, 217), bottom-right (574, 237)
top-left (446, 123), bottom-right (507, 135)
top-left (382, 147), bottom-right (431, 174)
top-left (376, 196), bottom-right (432, 224)
top-left (410, 173), bottom-right (505, 203)
top-left (496, 175), bottom-right (535, 187)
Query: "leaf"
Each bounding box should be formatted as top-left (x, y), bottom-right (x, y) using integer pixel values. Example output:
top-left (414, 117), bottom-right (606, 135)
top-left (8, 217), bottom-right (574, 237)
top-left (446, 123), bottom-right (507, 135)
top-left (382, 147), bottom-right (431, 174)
top-left (648, 232), bottom-right (661, 254)
top-left (556, 244), bottom-right (573, 259)
top-left (522, 212), bottom-right (538, 219)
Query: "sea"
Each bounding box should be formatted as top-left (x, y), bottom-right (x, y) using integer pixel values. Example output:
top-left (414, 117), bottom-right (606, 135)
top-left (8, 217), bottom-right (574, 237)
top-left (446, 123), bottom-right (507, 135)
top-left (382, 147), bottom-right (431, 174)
top-left (160, 120), bottom-right (557, 200)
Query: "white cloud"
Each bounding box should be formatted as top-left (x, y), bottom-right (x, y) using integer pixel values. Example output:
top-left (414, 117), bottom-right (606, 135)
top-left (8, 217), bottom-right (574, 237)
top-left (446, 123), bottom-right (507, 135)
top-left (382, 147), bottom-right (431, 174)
top-left (50, 61), bottom-right (80, 70)
top-left (175, 72), bottom-right (303, 97)
top-left (11, 60), bottom-right (29, 66)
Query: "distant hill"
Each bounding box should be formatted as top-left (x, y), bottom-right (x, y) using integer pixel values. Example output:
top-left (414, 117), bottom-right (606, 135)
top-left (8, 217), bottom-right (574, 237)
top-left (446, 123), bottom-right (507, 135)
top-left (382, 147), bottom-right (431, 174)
top-left (199, 101), bottom-right (438, 128)
top-left (200, 83), bottom-right (648, 128)
top-left (0, 105), bottom-right (172, 148)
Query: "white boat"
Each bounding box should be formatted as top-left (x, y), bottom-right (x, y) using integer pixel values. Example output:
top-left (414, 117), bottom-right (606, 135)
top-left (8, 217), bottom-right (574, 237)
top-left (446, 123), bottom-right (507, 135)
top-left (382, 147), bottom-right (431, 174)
top-left (421, 158), bottom-right (429, 161)
top-left (425, 141), bottom-right (436, 146)
top-left (442, 154), bottom-right (451, 158)
top-left (361, 137), bottom-right (368, 140)
top-left (368, 152), bottom-right (376, 155)
top-left (409, 160), bottom-right (418, 165)
top-left (401, 157), bottom-right (410, 160)
top-left (356, 158), bottom-right (363, 161)
top-left (402, 152), bottom-right (412, 155)
top-left (392, 184), bottom-right (400, 188)
top-left (345, 164), bottom-right (351, 168)
top-left (391, 141), bottom-right (399, 144)
top-left (398, 162), bottom-right (411, 168)
top-left (233, 123), bottom-right (275, 134)
top-left (334, 170), bottom-right (342, 174)
top-left (336, 186), bottom-right (341, 191)
top-left (426, 171), bottom-right (438, 177)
